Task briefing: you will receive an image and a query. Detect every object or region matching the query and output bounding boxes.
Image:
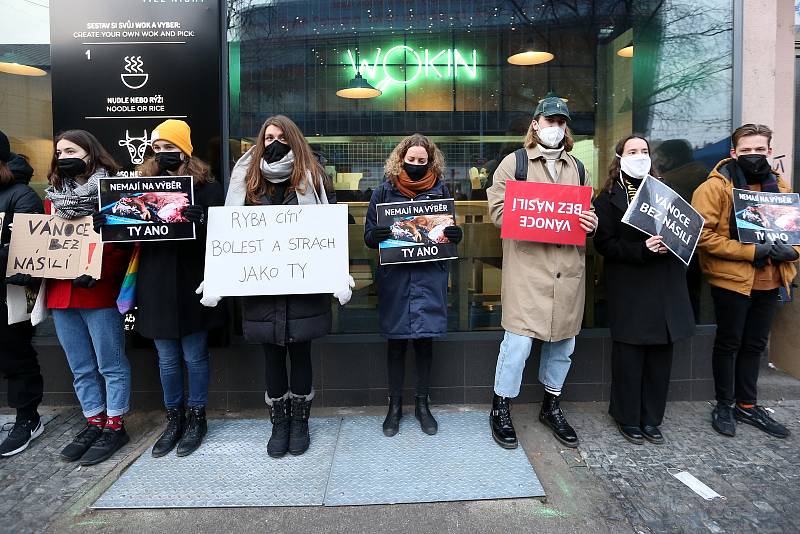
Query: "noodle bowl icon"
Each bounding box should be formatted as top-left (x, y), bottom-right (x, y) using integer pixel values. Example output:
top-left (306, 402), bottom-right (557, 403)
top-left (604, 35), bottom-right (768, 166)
top-left (121, 56), bottom-right (149, 89)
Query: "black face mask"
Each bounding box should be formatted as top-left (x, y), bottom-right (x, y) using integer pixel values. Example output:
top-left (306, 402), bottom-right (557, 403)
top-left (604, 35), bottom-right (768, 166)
top-left (155, 151), bottom-right (183, 172)
top-left (56, 157), bottom-right (87, 179)
top-left (737, 154), bottom-right (771, 178)
top-left (403, 162), bottom-right (429, 181)
top-left (263, 140), bottom-right (291, 164)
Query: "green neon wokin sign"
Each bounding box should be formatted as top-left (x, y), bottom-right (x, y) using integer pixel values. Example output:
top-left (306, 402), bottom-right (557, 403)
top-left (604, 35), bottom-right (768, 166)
top-left (345, 46), bottom-right (478, 92)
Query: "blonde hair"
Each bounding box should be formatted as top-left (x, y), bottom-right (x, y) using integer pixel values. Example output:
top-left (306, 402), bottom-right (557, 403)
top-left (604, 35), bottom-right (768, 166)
top-left (384, 133), bottom-right (445, 183)
top-left (524, 116), bottom-right (575, 152)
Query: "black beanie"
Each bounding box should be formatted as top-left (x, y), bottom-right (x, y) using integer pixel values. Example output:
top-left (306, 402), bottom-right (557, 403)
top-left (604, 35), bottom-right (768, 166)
top-left (0, 130), bottom-right (10, 163)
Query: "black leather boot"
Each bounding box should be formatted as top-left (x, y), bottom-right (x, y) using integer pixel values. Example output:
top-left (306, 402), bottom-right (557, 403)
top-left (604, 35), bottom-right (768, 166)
top-left (152, 407), bottom-right (185, 458)
top-left (382, 396), bottom-right (402, 437)
top-left (414, 395), bottom-right (438, 435)
top-left (177, 406), bottom-right (207, 457)
top-left (490, 394), bottom-right (518, 449)
top-left (539, 391), bottom-right (579, 448)
top-left (267, 395), bottom-right (290, 458)
top-left (288, 392), bottom-right (313, 456)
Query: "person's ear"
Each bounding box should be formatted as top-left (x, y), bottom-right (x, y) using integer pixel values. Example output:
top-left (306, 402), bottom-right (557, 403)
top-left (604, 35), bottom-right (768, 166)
top-left (767, 146), bottom-right (773, 157)
top-left (729, 148), bottom-right (737, 159)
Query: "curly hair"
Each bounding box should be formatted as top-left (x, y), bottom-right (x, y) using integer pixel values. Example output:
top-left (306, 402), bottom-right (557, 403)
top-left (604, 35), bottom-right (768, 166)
top-left (603, 134), bottom-right (659, 192)
top-left (384, 133), bottom-right (445, 183)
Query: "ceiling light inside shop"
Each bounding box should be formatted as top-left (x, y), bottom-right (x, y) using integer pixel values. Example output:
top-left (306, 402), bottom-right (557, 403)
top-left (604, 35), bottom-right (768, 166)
top-left (337, 72), bottom-right (382, 99)
top-left (507, 38), bottom-right (553, 65)
top-left (617, 44), bottom-right (634, 58)
top-left (0, 62), bottom-right (46, 76)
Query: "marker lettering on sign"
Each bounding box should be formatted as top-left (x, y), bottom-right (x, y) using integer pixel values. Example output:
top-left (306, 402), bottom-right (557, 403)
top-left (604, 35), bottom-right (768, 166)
top-left (288, 262), bottom-right (307, 279)
top-left (239, 265), bottom-right (279, 282)
top-left (275, 209), bottom-right (302, 224)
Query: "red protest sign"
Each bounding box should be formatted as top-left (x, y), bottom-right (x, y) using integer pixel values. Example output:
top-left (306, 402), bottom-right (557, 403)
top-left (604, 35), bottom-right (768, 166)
top-left (500, 181), bottom-right (593, 245)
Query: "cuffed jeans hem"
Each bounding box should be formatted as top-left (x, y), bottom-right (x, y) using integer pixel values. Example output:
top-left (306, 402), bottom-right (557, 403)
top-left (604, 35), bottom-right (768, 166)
top-left (82, 405), bottom-right (106, 418)
top-left (493, 387), bottom-right (520, 399)
top-left (106, 406), bottom-right (129, 417)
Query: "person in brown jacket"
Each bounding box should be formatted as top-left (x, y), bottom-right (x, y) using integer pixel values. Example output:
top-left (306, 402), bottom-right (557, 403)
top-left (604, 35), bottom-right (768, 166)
top-left (486, 96), bottom-right (598, 450)
top-left (691, 123), bottom-right (798, 439)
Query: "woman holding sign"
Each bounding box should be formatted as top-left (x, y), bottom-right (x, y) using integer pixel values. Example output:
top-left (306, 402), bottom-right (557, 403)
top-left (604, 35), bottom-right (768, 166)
top-left (364, 134), bottom-right (463, 437)
top-left (44, 130), bottom-right (133, 465)
top-left (593, 134), bottom-right (695, 445)
top-left (0, 133), bottom-right (46, 458)
top-left (226, 115), bottom-right (345, 458)
top-left (127, 120), bottom-right (224, 458)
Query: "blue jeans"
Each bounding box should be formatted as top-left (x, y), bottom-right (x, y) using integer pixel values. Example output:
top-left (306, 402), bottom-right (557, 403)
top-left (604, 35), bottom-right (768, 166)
top-left (493, 330), bottom-right (575, 398)
top-left (52, 308), bottom-right (130, 417)
top-left (154, 331), bottom-right (210, 408)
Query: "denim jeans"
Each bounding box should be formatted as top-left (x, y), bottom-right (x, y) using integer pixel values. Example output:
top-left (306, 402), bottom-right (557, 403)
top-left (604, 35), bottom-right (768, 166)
top-left (52, 307), bottom-right (130, 417)
top-left (154, 331), bottom-right (210, 408)
top-left (493, 330), bottom-right (575, 398)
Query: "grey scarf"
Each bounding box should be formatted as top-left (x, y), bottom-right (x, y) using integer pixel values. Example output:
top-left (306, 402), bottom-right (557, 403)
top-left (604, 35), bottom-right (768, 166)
top-left (45, 167), bottom-right (108, 219)
top-left (226, 146), bottom-right (328, 206)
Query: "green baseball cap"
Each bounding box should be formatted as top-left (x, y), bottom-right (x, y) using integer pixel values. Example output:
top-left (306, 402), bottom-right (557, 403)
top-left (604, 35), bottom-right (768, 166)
top-left (534, 94), bottom-right (570, 121)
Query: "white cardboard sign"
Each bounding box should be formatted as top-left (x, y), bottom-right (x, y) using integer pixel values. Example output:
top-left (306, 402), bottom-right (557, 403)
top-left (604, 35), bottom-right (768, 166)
top-left (203, 204), bottom-right (349, 296)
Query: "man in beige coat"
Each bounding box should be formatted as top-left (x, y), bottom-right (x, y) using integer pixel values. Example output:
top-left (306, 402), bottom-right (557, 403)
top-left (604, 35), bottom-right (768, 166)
top-left (487, 96), bottom-right (597, 450)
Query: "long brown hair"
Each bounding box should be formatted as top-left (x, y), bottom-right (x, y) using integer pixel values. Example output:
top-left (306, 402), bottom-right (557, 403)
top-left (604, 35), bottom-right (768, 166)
top-left (48, 130), bottom-right (120, 190)
top-left (604, 134), bottom-right (659, 192)
top-left (137, 154), bottom-right (214, 184)
top-left (245, 115), bottom-right (324, 204)
top-left (0, 161), bottom-right (12, 187)
top-left (384, 133), bottom-right (445, 183)
top-left (524, 115), bottom-right (575, 152)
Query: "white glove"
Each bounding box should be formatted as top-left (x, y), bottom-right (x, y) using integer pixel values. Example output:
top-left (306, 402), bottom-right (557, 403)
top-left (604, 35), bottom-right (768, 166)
top-left (333, 274), bottom-right (355, 306)
top-left (195, 281), bottom-right (222, 308)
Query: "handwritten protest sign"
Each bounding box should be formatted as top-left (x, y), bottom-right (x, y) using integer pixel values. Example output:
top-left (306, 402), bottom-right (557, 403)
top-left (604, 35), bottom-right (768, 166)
top-left (622, 176), bottom-right (704, 266)
top-left (98, 176), bottom-right (195, 242)
top-left (501, 181), bottom-right (592, 245)
top-left (6, 213), bottom-right (103, 279)
top-left (732, 189), bottom-right (800, 245)
top-left (203, 204), bottom-right (349, 296)
top-left (377, 199), bottom-right (458, 265)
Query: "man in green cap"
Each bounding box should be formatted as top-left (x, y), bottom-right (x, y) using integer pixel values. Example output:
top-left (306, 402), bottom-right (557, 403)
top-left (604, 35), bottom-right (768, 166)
top-left (487, 95), bottom-right (597, 450)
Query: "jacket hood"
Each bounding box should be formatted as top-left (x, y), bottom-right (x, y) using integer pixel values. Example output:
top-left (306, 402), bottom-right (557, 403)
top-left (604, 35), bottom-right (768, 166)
top-left (6, 153), bottom-right (33, 184)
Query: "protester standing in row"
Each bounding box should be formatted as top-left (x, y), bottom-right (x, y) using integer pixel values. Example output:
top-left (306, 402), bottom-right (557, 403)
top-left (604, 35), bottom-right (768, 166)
top-left (364, 134), bottom-right (463, 437)
top-left (226, 115), bottom-right (350, 458)
top-left (0, 131), bottom-right (46, 457)
top-left (487, 95), bottom-right (598, 449)
top-left (45, 130), bottom-right (132, 466)
top-left (593, 135), bottom-right (695, 444)
top-left (692, 124), bottom-right (798, 439)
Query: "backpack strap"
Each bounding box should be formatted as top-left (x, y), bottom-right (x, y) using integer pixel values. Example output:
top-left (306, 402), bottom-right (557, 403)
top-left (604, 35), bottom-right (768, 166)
top-left (570, 154), bottom-right (586, 186)
top-left (513, 148), bottom-right (528, 181)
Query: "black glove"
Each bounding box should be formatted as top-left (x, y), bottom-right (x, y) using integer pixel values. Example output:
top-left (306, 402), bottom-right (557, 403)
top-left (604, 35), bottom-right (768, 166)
top-left (92, 212), bottom-right (106, 234)
top-left (6, 273), bottom-right (34, 288)
top-left (443, 225), bottom-right (463, 244)
top-left (769, 241), bottom-right (799, 262)
top-left (184, 205), bottom-right (205, 224)
top-left (73, 275), bottom-right (97, 288)
top-left (372, 226), bottom-right (392, 243)
top-left (754, 242), bottom-right (771, 259)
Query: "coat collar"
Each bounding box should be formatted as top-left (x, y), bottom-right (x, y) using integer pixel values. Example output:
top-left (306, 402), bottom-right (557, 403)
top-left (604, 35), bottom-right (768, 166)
top-left (525, 144), bottom-right (570, 163)
top-left (608, 179), bottom-right (630, 213)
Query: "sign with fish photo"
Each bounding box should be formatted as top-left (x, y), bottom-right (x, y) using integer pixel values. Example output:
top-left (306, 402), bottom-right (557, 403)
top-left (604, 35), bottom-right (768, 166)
top-left (376, 199), bottom-right (458, 265)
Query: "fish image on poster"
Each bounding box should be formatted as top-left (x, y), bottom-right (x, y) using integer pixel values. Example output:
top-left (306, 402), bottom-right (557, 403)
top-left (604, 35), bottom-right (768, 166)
top-left (732, 188), bottom-right (800, 245)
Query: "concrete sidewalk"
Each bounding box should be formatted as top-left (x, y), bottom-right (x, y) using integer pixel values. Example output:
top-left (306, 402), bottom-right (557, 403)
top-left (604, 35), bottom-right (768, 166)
top-left (2, 384), bottom-right (799, 533)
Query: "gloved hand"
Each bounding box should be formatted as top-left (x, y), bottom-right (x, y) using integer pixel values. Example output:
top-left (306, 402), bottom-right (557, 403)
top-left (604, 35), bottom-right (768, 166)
top-left (6, 273), bottom-right (33, 287)
top-left (443, 226), bottom-right (463, 244)
top-left (195, 281), bottom-right (222, 307)
top-left (73, 275), bottom-right (97, 288)
top-left (184, 205), bottom-right (205, 225)
top-left (92, 212), bottom-right (106, 234)
top-left (372, 226), bottom-right (392, 243)
top-left (333, 275), bottom-right (355, 306)
top-left (769, 241), bottom-right (799, 262)
top-left (754, 242), bottom-right (771, 259)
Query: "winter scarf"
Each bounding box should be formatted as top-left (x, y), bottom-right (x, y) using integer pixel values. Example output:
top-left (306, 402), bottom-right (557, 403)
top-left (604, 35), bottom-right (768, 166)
top-left (394, 168), bottom-right (437, 199)
top-left (45, 168), bottom-right (107, 219)
top-left (725, 159), bottom-right (779, 241)
top-left (226, 146), bottom-right (327, 206)
top-left (538, 145), bottom-right (564, 180)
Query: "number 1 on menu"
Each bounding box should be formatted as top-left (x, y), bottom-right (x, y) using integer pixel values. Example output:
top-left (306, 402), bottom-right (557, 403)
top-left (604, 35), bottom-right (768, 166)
top-left (85, 49), bottom-right (91, 60)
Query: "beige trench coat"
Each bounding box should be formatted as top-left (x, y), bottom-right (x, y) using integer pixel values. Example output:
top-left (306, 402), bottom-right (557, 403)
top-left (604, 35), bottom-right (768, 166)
top-left (487, 145), bottom-right (592, 342)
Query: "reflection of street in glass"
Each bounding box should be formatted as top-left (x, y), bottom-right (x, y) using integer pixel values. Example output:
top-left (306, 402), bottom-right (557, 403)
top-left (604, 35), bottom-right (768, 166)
top-left (103, 192), bottom-right (189, 224)
top-left (389, 214), bottom-right (454, 245)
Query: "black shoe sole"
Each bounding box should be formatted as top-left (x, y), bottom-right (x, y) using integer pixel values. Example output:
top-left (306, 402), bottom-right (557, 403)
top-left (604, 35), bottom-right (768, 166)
top-left (382, 426), bottom-right (399, 437)
top-left (267, 449), bottom-right (288, 459)
top-left (491, 431), bottom-right (518, 449)
top-left (288, 445), bottom-right (309, 456)
top-left (176, 441), bottom-right (204, 457)
top-left (617, 425), bottom-right (644, 445)
top-left (79, 434), bottom-right (130, 466)
top-left (734, 415), bottom-right (790, 439)
top-left (711, 421), bottom-right (736, 437)
top-left (151, 441), bottom-right (179, 458)
top-left (642, 434), bottom-right (665, 444)
top-left (540, 417), bottom-right (579, 448)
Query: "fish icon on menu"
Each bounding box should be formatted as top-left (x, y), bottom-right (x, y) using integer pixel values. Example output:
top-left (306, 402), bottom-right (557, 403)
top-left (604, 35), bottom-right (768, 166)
top-left (121, 56), bottom-right (149, 89)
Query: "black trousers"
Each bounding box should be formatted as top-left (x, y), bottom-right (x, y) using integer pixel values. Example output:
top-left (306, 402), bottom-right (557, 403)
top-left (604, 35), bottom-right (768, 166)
top-left (387, 338), bottom-right (433, 397)
top-left (609, 341), bottom-right (673, 427)
top-left (263, 341), bottom-right (313, 399)
top-left (0, 315), bottom-right (43, 421)
top-left (711, 286), bottom-right (778, 405)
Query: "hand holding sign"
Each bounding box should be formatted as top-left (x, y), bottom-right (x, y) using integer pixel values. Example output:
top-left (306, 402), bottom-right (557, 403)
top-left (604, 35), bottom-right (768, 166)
top-left (645, 235), bottom-right (668, 254)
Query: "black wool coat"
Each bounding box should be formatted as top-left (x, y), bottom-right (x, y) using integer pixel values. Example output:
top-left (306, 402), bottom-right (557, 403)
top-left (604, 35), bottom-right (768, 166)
top-left (592, 180), bottom-right (696, 345)
top-left (135, 179), bottom-right (227, 340)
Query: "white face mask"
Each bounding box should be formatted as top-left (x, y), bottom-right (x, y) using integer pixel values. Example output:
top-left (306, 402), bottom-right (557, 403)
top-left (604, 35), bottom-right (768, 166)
top-left (619, 153), bottom-right (651, 179)
top-left (537, 125), bottom-right (565, 148)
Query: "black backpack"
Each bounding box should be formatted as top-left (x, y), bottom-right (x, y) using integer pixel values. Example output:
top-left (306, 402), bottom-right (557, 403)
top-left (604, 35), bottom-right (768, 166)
top-left (513, 147), bottom-right (586, 185)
